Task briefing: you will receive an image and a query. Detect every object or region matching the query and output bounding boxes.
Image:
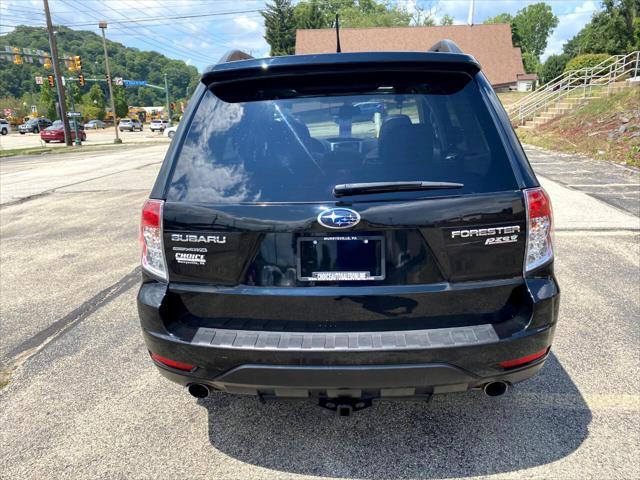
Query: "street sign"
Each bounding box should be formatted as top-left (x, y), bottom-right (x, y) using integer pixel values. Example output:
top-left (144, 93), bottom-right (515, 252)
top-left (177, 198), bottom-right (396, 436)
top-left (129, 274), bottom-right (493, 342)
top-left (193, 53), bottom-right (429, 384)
top-left (114, 77), bottom-right (123, 86)
top-left (123, 79), bottom-right (146, 87)
top-left (67, 111), bottom-right (81, 117)
top-left (31, 105), bottom-right (37, 113)
top-left (35, 76), bottom-right (43, 85)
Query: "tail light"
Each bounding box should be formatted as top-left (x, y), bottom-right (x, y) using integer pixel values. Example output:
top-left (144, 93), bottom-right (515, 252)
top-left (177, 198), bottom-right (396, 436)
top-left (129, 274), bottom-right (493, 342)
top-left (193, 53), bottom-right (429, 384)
top-left (140, 199), bottom-right (167, 280)
top-left (150, 352), bottom-right (195, 372)
top-left (499, 347), bottom-right (549, 369)
top-left (524, 187), bottom-right (553, 272)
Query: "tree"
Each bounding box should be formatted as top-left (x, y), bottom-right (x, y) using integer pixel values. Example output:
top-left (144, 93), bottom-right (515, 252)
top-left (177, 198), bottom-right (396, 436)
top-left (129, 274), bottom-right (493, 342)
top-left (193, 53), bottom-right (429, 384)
top-left (66, 83), bottom-right (82, 110)
top-left (563, 0), bottom-right (639, 56)
top-left (440, 14), bottom-right (454, 26)
top-left (114, 86), bottom-right (128, 119)
top-left (512, 3), bottom-right (559, 57)
top-left (88, 83), bottom-right (105, 109)
top-left (262, 0), bottom-right (297, 56)
top-left (40, 83), bottom-right (57, 120)
top-left (485, 13), bottom-right (513, 24)
top-left (484, 13), bottom-right (520, 46)
top-left (0, 25), bottom-right (200, 108)
top-left (338, 0), bottom-right (412, 27)
top-left (294, 0), bottom-right (330, 29)
top-left (540, 53), bottom-right (570, 83)
top-left (82, 83), bottom-right (106, 120)
top-left (522, 52), bottom-right (541, 75)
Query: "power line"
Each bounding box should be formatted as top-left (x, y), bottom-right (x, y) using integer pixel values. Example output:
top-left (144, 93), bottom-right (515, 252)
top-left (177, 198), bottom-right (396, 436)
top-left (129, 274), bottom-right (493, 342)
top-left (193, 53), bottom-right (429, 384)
top-left (64, 9), bottom-right (262, 27)
top-left (54, 0), bottom-right (216, 64)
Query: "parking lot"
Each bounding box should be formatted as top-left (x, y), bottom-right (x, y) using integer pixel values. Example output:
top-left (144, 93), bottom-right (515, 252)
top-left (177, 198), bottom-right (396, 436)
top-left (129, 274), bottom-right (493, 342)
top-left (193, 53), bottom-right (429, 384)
top-left (0, 127), bottom-right (169, 150)
top-left (0, 143), bottom-right (639, 479)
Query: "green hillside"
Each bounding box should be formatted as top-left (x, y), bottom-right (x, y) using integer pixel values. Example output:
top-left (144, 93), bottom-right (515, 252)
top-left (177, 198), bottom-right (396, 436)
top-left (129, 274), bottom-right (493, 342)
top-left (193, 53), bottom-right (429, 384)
top-left (0, 25), bottom-right (201, 107)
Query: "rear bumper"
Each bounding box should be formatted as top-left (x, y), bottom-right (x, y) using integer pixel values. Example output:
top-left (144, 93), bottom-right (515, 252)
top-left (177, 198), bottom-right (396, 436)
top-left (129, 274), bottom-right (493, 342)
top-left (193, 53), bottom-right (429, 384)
top-left (138, 277), bottom-right (559, 397)
top-left (152, 354), bottom-right (548, 397)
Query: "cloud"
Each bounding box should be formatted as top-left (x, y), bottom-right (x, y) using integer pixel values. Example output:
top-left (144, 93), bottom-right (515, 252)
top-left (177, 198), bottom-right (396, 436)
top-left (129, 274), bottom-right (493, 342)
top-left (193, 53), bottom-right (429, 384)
top-left (233, 15), bottom-right (259, 33)
top-left (542, 0), bottom-right (598, 60)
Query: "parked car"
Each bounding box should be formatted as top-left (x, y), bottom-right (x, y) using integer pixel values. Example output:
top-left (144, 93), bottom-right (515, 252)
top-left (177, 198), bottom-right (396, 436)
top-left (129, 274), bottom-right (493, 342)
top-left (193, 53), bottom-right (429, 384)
top-left (118, 118), bottom-right (143, 132)
top-left (150, 119), bottom-right (169, 132)
top-left (19, 117), bottom-right (52, 134)
top-left (40, 123), bottom-right (86, 143)
top-left (0, 118), bottom-right (9, 135)
top-left (84, 119), bottom-right (106, 129)
top-left (51, 119), bottom-right (84, 129)
top-left (163, 124), bottom-right (178, 138)
top-left (138, 45), bottom-right (558, 413)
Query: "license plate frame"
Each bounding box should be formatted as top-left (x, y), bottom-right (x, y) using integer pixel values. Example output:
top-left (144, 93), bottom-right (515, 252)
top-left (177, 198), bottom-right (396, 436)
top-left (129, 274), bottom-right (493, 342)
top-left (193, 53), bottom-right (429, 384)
top-left (297, 235), bottom-right (385, 282)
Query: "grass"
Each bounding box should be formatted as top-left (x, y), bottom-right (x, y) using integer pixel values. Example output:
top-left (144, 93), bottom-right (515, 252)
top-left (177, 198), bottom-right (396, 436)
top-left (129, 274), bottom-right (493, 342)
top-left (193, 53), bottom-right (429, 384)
top-left (497, 91), bottom-right (529, 107)
top-left (517, 86), bottom-right (640, 167)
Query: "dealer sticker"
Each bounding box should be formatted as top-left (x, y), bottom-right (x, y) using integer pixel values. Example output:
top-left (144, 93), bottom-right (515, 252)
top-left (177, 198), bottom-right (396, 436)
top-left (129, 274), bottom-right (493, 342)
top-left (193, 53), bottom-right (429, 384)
top-left (175, 252), bottom-right (206, 265)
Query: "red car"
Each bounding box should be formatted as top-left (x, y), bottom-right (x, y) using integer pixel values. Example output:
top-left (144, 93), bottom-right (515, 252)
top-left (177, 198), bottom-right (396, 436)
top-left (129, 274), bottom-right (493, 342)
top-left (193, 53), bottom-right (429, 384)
top-left (40, 123), bottom-right (86, 143)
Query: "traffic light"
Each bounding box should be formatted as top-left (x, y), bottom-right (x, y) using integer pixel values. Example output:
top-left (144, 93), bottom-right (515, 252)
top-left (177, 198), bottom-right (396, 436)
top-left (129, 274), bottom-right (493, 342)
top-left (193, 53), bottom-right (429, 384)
top-left (78, 74), bottom-right (85, 87)
top-left (47, 75), bottom-right (55, 87)
top-left (105, 73), bottom-right (110, 83)
top-left (74, 55), bottom-right (82, 71)
top-left (13, 48), bottom-right (23, 65)
top-left (170, 102), bottom-right (175, 111)
top-left (43, 56), bottom-right (52, 70)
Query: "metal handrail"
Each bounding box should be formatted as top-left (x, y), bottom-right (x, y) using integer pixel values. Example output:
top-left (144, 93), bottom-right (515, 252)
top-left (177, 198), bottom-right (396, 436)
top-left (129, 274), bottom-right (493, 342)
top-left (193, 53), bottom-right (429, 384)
top-left (515, 54), bottom-right (638, 123)
top-left (506, 53), bottom-right (627, 115)
top-left (508, 51), bottom-right (639, 125)
top-left (505, 53), bottom-right (622, 114)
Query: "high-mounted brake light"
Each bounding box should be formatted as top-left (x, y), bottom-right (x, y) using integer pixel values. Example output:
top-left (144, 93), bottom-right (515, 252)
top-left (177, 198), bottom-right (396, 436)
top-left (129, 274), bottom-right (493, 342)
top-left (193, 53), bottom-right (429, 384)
top-left (140, 199), bottom-right (167, 280)
top-left (524, 187), bottom-right (553, 272)
top-left (499, 347), bottom-right (549, 369)
top-left (150, 352), bottom-right (195, 372)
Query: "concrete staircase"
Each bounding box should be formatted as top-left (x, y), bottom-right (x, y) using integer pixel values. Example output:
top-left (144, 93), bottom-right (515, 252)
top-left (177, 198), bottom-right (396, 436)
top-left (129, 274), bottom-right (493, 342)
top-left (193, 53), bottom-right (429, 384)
top-left (507, 52), bottom-right (639, 130)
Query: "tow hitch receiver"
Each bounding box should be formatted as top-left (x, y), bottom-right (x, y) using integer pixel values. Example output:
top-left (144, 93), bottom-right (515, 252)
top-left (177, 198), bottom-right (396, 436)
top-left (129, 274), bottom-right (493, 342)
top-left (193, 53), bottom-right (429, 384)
top-left (319, 397), bottom-right (373, 416)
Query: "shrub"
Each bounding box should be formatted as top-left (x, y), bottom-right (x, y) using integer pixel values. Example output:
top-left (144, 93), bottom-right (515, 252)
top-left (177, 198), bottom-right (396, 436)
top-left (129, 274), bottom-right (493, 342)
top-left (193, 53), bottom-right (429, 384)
top-left (564, 53), bottom-right (611, 72)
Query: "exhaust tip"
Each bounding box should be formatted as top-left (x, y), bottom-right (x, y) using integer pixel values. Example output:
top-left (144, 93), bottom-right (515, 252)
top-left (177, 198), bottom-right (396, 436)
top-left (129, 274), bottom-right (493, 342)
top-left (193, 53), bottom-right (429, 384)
top-left (188, 383), bottom-right (210, 399)
top-left (483, 381), bottom-right (509, 397)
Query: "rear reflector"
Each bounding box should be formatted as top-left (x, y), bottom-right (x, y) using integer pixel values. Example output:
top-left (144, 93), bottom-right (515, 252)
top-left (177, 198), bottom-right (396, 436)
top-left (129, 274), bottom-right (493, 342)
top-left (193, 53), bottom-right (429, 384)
top-left (150, 352), bottom-right (195, 372)
top-left (499, 347), bottom-right (549, 369)
top-left (524, 187), bottom-right (554, 272)
top-left (140, 199), bottom-right (167, 280)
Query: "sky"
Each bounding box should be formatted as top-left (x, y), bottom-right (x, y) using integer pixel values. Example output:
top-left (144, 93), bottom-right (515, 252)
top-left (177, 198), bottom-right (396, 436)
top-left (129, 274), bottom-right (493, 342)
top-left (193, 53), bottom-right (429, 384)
top-left (0, 0), bottom-right (601, 72)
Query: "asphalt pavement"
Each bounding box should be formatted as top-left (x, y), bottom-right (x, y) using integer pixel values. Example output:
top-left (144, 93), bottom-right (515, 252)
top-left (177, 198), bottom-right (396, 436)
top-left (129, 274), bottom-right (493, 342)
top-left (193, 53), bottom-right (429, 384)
top-left (0, 143), bottom-right (638, 479)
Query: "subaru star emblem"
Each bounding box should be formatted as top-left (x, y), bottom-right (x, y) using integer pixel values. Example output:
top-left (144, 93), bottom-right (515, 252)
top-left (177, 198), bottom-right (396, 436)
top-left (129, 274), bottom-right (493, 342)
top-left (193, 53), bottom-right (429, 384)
top-left (317, 208), bottom-right (361, 229)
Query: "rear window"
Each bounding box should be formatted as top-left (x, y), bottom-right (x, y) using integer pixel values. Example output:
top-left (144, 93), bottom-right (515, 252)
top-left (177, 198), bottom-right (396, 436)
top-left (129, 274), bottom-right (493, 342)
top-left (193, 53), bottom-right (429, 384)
top-left (168, 72), bottom-right (517, 203)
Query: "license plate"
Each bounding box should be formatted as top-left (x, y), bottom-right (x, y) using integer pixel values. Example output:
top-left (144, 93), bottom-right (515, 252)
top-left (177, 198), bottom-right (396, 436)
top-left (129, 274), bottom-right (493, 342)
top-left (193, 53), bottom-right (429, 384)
top-left (297, 235), bottom-right (385, 281)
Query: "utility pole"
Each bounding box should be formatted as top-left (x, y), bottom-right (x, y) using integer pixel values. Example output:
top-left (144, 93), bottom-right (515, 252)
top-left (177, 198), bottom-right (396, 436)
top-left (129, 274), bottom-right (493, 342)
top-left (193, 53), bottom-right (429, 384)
top-left (99, 21), bottom-right (121, 144)
top-left (43, 0), bottom-right (72, 146)
top-left (164, 73), bottom-right (171, 126)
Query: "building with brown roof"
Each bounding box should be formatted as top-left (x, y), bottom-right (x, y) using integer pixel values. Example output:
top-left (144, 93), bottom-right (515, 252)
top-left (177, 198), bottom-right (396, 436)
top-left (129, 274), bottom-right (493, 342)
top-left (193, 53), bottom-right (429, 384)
top-left (295, 24), bottom-right (527, 89)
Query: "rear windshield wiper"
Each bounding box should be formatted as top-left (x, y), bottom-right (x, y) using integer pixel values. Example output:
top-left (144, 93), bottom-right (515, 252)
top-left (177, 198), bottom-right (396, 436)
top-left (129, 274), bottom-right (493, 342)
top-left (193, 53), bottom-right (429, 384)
top-left (333, 181), bottom-right (464, 197)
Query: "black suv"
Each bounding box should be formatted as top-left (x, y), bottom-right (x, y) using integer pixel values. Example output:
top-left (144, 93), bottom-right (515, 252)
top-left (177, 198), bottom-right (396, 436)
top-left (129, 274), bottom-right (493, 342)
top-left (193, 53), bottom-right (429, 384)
top-left (18, 117), bottom-right (52, 134)
top-left (138, 43), bottom-right (559, 411)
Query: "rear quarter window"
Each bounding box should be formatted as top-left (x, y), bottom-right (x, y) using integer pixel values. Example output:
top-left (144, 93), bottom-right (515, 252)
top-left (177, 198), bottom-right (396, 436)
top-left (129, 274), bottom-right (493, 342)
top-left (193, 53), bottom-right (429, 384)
top-left (167, 72), bottom-right (518, 203)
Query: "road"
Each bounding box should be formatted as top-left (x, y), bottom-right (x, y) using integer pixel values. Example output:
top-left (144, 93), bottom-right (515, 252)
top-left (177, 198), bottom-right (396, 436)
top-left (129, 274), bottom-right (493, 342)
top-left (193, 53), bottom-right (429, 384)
top-left (0, 144), bottom-right (638, 479)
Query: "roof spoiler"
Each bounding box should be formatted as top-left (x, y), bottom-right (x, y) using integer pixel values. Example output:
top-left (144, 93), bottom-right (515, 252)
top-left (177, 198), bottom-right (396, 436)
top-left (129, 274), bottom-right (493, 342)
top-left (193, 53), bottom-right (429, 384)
top-left (428, 40), bottom-right (463, 54)
top-left (201, 51), bottom-right (480, 87)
